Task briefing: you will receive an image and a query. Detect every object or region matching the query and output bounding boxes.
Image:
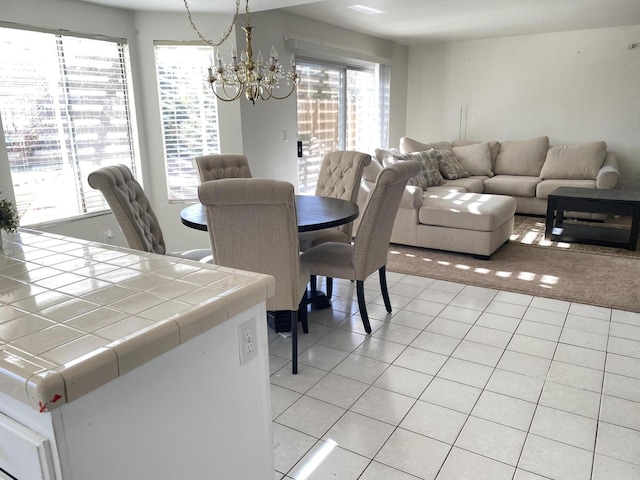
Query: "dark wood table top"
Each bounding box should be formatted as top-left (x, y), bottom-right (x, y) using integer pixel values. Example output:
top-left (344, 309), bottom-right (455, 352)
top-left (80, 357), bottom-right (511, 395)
top-left (180, 195), bottom-right (359, 232)
top-left (549, 187), bottom-right (640, 202)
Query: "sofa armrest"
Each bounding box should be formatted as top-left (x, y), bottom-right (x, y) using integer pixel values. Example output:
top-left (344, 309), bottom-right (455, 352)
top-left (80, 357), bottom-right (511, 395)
top-left (399, 185), bottom-right (423, 210)
top-left (596, 151), bottom-right (621, 189)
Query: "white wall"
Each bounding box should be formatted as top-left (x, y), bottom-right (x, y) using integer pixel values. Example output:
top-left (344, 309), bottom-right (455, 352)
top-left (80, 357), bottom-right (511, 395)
top-left (406, 25), bottom-right (640, 189)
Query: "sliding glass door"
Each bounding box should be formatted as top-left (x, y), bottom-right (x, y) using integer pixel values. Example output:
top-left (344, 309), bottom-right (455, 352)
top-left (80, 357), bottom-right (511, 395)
top-left (296, 59), bottom-right (386, 194)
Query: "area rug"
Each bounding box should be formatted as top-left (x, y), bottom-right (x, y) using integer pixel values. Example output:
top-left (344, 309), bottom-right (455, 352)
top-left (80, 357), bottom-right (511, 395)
top-left (512, 214), bottom-right (639, 259)
top-left (387, 241), bottom-right (640, 313)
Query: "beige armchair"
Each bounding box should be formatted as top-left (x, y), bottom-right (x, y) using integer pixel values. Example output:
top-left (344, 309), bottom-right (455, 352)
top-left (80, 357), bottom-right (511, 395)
top-left (300, 160), bottom-right (420, 333)
top-left (198, 178), bottom-right (309, 374)
top-left (192, 154), bottom-right (252, 183)
top-left (88, 164), bottom-right (212, 262)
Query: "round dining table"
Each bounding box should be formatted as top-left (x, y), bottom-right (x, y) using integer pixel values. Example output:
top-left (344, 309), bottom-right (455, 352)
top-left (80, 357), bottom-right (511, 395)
top-left (180, 195), bottom-right (359, 332)
top-left (180, 194), bottom-right (359, 233)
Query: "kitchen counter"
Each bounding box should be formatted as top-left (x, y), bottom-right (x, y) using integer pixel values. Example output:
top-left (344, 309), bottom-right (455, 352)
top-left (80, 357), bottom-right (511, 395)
top-left (0, 228), bottom-right (274, 413)
top-left (0, 229), bottom-right (277, 479)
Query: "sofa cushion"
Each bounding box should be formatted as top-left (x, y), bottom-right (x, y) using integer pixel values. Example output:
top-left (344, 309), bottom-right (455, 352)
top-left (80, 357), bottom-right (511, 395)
top-left (435, 149), bottom-right (470, 180)
top-left (418, 192), bottom-right (516, 232)
top-left (452, 142), bottom-right (494, 177)
top-left (439, 177), bottom-right (485, 193)
top-left (453, 140), bottom-right (501, 167)
top-left (539, 142), bottom-right (607, 180)
top-left (374, 147), bottom-right (401, 164)
top-left (386, 151), bottom-right (444, 189)
top-left (536, 179), bottom-right (597, 199)
top-left (494, 136), bottom-right (549, 176)
top-left (483, 175), bottom-right (542, 197)
top-left (400, 137), bottom-right (452, 153)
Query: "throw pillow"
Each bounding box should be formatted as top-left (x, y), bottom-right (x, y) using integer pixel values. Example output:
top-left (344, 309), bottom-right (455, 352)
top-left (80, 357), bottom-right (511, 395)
top-left (494, 136), bottom-right (549, 176)
top-left (540, 141), bottom-right (607, 180)
top-left (435, 149), bottom-right (470, 180)
top-left (387, 150), bottom-right (444, 189)
top-left (452, 142), bottom-right (494, 177)
top-left (400, 136), bottom-right (453, 153)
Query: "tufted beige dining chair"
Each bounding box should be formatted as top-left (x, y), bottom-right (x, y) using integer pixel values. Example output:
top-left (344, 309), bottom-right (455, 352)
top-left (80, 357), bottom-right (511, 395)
top-left (198, 178), bottom-right (309, 374)
top-left (298, 151), bottom-right (371, 298)
top-left (88, 164), bottom-right (212, 262)
top-left (192, 154), bottom-right (252, 183)
top-left (300, 160), bottom-right (420, 333)
top-left (299, 151), bottom-right (371, 250)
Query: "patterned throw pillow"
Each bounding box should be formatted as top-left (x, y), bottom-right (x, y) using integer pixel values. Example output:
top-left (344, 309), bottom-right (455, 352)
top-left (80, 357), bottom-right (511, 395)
top-left (388, 150), bottom-right (444, 190)
top-left (435, 149), bottom-right (470, 180)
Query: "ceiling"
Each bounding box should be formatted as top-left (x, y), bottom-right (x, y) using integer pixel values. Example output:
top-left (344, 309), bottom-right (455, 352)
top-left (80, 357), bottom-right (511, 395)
top-left (78, 0), bottom-right (640, 46)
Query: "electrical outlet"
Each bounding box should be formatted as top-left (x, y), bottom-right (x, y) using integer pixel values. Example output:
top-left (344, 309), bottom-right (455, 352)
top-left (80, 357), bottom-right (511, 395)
top-left (238, 317), bottom-right (258, 365)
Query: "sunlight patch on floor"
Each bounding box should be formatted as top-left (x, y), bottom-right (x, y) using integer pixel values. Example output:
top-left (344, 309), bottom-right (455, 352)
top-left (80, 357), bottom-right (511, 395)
top-left (518, 272), bottom-right (536, 281)
top-left (389, 244), bottom-right (564, 290)
top-left (295, 439), bottom-right (337, 480)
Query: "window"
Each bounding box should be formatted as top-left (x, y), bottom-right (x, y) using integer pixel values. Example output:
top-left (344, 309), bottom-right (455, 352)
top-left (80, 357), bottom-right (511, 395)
top-left (154, 43), bottom-right (220, 202)
top-left (296, 59), bottom-right (389, 193)
top-left (0, 25), bottom-right (139, 226)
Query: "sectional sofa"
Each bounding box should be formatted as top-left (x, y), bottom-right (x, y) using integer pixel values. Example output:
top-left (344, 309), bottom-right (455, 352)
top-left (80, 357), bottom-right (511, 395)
top-left (356, 136), bottom-right (621, 257)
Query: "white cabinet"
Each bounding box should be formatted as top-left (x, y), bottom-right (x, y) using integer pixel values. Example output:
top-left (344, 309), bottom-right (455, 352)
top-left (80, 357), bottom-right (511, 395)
top-left (0, 413), bottom-right (54, 479)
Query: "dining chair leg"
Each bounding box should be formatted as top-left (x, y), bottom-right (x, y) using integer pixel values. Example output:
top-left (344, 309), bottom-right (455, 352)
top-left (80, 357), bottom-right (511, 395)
top-left (326, 277), bottom-right (333, 299)
top-left (356, 280), bottom-right (372, 334)
top-left (310, 275), bottom-right (317, 293)
top-left (291, 310), bottom-right (298, 374)
top-left (299, 289), bottom-right (309, 334)
top-left (379, 266), bottom-right (392, 313)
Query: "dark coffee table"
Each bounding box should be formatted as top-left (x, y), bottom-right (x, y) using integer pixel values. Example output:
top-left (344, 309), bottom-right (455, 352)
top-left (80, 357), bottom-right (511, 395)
top-left (545, 187), bottom-right (640, 250)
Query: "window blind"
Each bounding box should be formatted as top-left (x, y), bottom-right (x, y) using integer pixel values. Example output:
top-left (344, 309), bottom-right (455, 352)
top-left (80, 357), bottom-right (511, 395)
top-left (154, 44), bottom-right (220, 202)
top-left (0, 25), bottom-right (139, 226)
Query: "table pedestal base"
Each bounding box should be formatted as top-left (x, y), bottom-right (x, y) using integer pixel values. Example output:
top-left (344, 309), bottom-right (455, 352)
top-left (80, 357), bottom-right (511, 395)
top-left (268, 292), bottom-right (332, 333)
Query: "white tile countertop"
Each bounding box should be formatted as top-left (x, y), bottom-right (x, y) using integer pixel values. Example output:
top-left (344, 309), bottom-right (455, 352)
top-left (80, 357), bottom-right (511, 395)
top-left (0, 229), bottom-right (274, 413)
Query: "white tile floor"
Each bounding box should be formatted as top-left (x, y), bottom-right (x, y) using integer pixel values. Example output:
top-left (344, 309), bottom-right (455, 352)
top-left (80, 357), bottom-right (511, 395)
top-left (268, 272), bottom-right (640, 480)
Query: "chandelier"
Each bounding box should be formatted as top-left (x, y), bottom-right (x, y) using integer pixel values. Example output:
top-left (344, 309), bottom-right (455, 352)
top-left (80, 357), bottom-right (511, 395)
top-left (183, 0), bottom-right (299, 104)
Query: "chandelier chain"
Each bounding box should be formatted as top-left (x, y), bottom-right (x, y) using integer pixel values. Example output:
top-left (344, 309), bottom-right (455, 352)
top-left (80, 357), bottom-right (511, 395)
top-left (182, 0), bottom-right (241, 48)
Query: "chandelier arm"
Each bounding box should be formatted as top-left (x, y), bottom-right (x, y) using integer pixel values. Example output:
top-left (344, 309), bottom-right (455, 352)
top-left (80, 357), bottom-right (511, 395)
top-left (216, 82), bottom-right (244, 102)
top-left (263, 82), bottom-right (297, 100)
top-left (183, 0), bottom-right (241, 47)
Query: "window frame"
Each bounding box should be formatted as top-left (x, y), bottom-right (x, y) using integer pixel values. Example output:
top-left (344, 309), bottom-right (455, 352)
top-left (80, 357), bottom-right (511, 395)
top-left (153, 41), bottom-right (221, 203)
top-left (0, 21), bottom-right (141, 227)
